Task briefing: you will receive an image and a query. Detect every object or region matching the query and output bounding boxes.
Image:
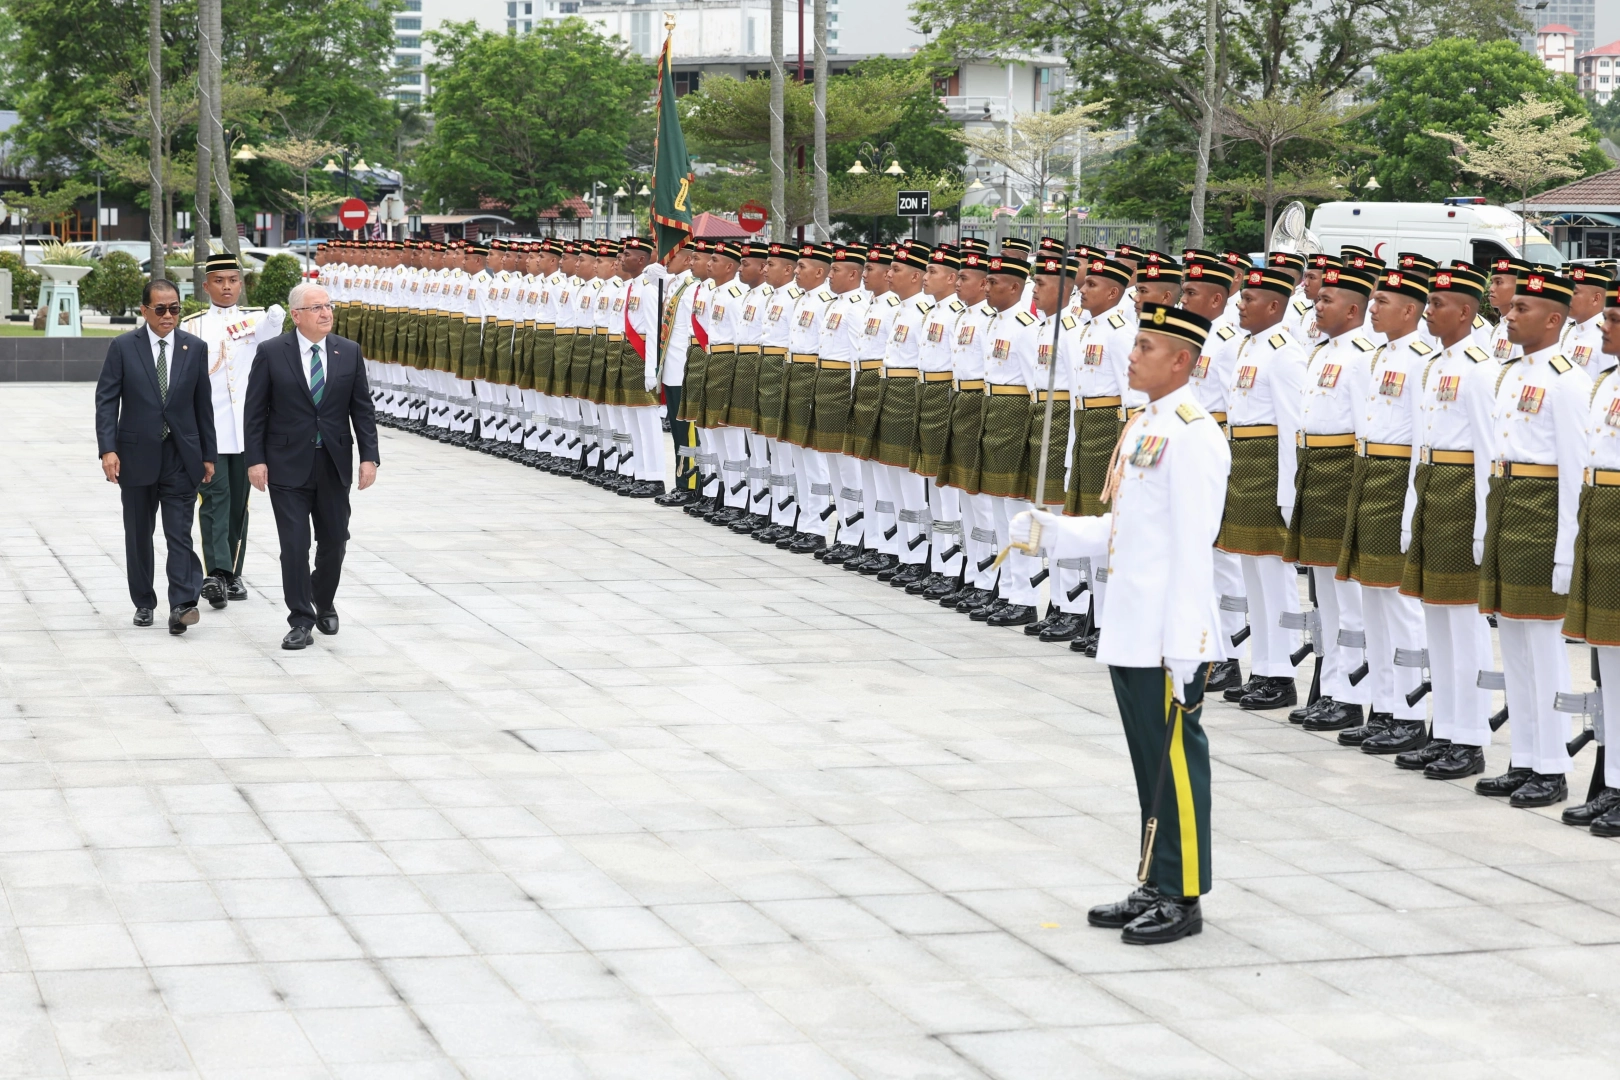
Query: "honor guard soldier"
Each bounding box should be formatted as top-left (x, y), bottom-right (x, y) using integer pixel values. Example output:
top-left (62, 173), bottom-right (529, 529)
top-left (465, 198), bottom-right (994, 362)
top-left (695, 242), bottom-right (747, 521)
top-left (1215, 267), bottom-right (1308, 710)
top-left (807, 246), bottom-right (872, 563)
top-left (1021, 251), bottom-right (1082, 642)
top-left (1339, 265), bottom-right (1434, 755)
top-left (666, 241), bottom-right (712, 498)
top-left (1477, 265), bottom-right (1592, 807)
top-left (967, 251), bottom-right (1042, 627)
top-left (935, 245), bottom-right (1002, 609)
top-left (1269, 251), bottom-right (1313, 344)
top-left (1397, 265), bottom-right (1500, 780)
top-left (909, 246), bottom-right (969, 596)
top-left (1562, 263), bottom-right (1614, 374)
top-left (842, 245), bottom-right (900, 564)
top-left (1009, 303), bottom-right (1230, 944)
top-left (1561, 281), bottom-right (1620, 832)
top-left (184, 252), bottom-right (285, 606)
top-left (745, 243), bottom-right (804, 533)
top-left (728, 241), bottom-right (777, 529)
top-left (1287, 260), bottom-right (1377, 731)
top-left (1486, 257), bottom-right (1527, 362)
top-left (1057, 256), bottom-right (1140, 652)
top-left (618, 237), bottom-right (668, 498)
top-left (780, 244), bottom-right (839, 554)
top-left (862, 244), bottom-right (937, 578)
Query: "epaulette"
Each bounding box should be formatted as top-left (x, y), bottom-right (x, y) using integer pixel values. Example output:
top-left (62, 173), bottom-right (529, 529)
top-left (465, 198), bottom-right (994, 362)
top-left (915, 298), bottom-right (935, 314)
top-left (1549, 354), bottom-right (1572, 374)
top-left (1107, 313), bottom-right (1126, 329)
top-left (948, 299), bottom-right (965, 313)
top-left (1351, 337), bottom-right (1375, 352)
top-left (816, 288), bottom-right (835, 302)
top-left (1176, 401), bottom-right (1206, 424)
top-left (1216, 326), bottom-right (1236, 341)
top-left (1268, 332), bottom-right (1289, 350)
top-left (727, 283), bottom-right (743, 297)
top-left (1409, 341), bottom-right (1433, 356)
top-left (1015, 311), bottom-right (1037, 326)
top-left (886, 294), bottom-right (902, 308)
top-left (977, 301), bottom-right (994, 315)
top-left (787, 285), bottom-right (805, 299)
top-left (1061, 314), bottom-right (1077, 331)
top-left (1292, 298), bottom-right (1309, 314)
top-left (1472, 314), bottom-right (1487, 329)
top-left (1464, 346), bottom-right (1490, 364)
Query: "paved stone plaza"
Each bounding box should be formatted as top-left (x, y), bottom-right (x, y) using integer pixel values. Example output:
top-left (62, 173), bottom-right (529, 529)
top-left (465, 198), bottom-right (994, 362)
top-left (4, 381), bottom-right (1620, 1079)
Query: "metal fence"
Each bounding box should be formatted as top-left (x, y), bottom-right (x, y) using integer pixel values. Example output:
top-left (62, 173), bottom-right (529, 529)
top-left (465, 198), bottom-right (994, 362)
top-left (958, 219), bottom-right (1170, 252)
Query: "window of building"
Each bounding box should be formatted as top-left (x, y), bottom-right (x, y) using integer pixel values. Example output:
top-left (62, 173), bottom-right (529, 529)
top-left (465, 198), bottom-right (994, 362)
top-left (506, 19), bottom-right (516, 30)
top-left (828, 13), bottom-right (837, 23)
top-left (395, 17), bottom-right (421, 29)
top-left (396, 35), bottom-right (420, 48)
top-left (1604, 58), bottom-right (1613, 68)
top-left (1603, 74), bottom-right (1612, 84)
top-left (630, 10), bottom-right (652, 53)
top-left (404, 0), bottom-right (421, 8)
top-left (524, 2), bottom-right (533, 13)
top-left (674, 70), bottom-right (700, 96)
top-left (523, 19), bottom-right (532, 31)
top-left (396, 91), bottom-right (421, 104)
top-left (395, 52), bottom-right (420, 66)
top-left (559, 2), bottom-right (578, 12)
top-left (747, 17), bottom-right (755, 53)
top-left (396, 71), bottom-right (422, 84)
top-left (507, 2), bottom-right (517, 15)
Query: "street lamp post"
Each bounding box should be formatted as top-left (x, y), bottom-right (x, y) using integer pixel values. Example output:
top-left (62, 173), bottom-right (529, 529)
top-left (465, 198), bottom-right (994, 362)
top-left (846, 140), bottom-right (902, 246)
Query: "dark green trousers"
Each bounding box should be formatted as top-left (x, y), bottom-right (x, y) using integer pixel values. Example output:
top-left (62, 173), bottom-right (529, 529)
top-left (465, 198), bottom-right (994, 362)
top-left (197, 452), bottom-right (250, 577)
top-left (1108, 664), bottom-right (1212, 899)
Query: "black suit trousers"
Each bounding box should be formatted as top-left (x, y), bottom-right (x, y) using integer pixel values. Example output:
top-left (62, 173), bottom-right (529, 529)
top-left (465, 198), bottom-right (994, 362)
top-left (121, 437), bottom-right (204, 610)
top-left (268, 450), bottom-right (351, 628)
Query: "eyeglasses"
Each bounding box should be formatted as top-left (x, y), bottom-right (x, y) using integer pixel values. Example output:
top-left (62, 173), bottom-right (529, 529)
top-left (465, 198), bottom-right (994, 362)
top-left (146, 304), bottom-right (182, 316)
top-left (295, 303), bottom-right (335, 313)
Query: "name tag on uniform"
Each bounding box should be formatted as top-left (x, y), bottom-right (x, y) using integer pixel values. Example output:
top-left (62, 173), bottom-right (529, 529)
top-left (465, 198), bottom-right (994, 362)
top-left (825, 312), bottom-right (841, 330)
top-left (1435, 375), bottom-right (1460, 403)
top-left (1084, 343), bottom-right (1104, 367)
top-left (1191, 354), bottom-right (1210, 380)
top-left (1237, 364), bottom-right (1257, 390)
top-left (891, 323), bottom-right (908, 343)
top-left (1128, 435), bottom-right (1167, 468)
top-left (1378, 370), bottom-right (1406, 397)
top-left (927, 321), bottom-right (945, 343)
top-left (1517, 385), bottom-right (1545, 414)
top-left (957, 326), bottom-right (976, 346)
top-left (991, 338), bottom-right (1011, 360)
top-left (864, 317), bottom-right (882, 336)
top-left (1317, 363), bottom-right (1342, 388)
top-left (797, 309), bottom-right (815, 327)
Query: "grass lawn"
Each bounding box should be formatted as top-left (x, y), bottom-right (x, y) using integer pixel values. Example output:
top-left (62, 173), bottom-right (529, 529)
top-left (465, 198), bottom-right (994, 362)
top-left (0, 323), bottom-right (123, 337)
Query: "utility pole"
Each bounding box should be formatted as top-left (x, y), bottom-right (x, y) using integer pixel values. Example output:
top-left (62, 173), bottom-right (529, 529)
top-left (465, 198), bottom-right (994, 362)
top-left (770, 0), bottom-right (785, 242)
top-left (811, 0), bottom-right (828, 240)
top-left (147, 0), bottom-right (165, 280)
top-left (1187, 0), bottom-right (1219, 247)
top-left (193, 0), bottom-right (215, 293)
top-left (205, 0), bottom-right (238, 256)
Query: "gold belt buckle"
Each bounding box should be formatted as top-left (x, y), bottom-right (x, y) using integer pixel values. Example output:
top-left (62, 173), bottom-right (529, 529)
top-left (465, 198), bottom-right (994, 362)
top-left (1491, 460), bottom-right (1505, 478)
top-left (1355, 437), bottom-right (1367, 457)
top-left (1585, 467), bottom-right (1594, 486)
top-left (1419, 446), bottom-right (1431, 465)
top-left (1296, 430), bottom-right (1305, 448)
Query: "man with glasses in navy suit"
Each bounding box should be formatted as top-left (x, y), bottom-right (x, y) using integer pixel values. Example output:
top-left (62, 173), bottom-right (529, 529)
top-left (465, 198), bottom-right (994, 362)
top-left (245, 281), bottom-right (381, 651)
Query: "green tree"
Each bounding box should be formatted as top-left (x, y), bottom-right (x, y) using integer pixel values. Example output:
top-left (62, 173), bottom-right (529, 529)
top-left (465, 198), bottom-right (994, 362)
top-left (416, 20), bottom-right (649, 221)
top-left (82, 251), bottom-right (147, 316)
top-left (1361, 37), bottom-right (1607, 202)
top-left (0, 252), bottom-right (43, 311)
top-left (1209, 90), bottom-right (1368, 242)
top-left (249, 254), bottom-right (302, 310)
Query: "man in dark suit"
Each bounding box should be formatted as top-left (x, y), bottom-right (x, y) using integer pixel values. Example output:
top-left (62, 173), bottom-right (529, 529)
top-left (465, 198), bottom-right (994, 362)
top-left (245, 281), bottom-right (380, 650)
top-left (95, 279), bottom-right (217, 634)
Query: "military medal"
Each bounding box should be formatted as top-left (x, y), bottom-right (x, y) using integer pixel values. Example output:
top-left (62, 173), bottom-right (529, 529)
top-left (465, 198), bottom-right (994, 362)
top-left (1128, 434), bottom-right (1167, 468)
top-left (891, 323), bottom-right (908, 343)
top-left (1378, 370), bottom-right (1406, 397)
top-left (1190, 354), bottom-right (1210, 380)
top-left (1606, 396), bottom-right (1620, 428)
top-left (1237, 365), bottom-right (1257, 390)
top-left (864, 317), bottom-right (882, 336)
top-left (1435, 375), bottom-right (1460, 403)
top-left (824, 312), bottom-right (840, 330)
top-left (991, 338), bottom-right (1010, 360)
top-left (1084, 343), bottom-right (1104, 366)
top-left (957, 326), bottom-right (976, 346)
top-left (1317, 363), bottom-right (1341, 388)
top-left (1517, 385), bottom-right (1545, 414)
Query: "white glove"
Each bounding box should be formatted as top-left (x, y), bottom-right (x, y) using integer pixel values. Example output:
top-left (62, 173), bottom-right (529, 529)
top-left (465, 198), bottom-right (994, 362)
top-left (1400, 528), bottom-right (1411, 555)
top-left (1166, 658), bottom-right (1201, 699)
top-left (644, 371), bottom-right (658, 393)
top-left (1008, 508), bottom-right (1058, 555)
top-left (1472, 539), bottom-right (1484, 566)
top-left (1552, 561), bottom-right (1572, 595)
top-left (1279, 504), bottom-right (1294, 526)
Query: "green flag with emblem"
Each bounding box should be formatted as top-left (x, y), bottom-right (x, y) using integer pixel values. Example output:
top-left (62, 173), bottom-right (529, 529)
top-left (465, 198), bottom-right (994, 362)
top-left (650, 21), bottom-right (694, 261)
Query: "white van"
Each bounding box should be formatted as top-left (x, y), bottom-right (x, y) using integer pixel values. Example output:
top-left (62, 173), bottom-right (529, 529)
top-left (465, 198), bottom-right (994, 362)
top-left (1307, 199), bottom-right (1563, 268)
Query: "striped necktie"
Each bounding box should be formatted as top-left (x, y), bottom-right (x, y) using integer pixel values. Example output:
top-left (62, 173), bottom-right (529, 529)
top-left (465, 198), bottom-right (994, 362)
top-left (310, 343), bottom-right (325, 447)
top-left (156, 338), bottom-right (169, 439)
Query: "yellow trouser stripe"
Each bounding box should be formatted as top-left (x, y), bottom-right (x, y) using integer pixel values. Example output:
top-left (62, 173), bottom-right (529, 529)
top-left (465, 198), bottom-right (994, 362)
top-left (1164, 673), bottom-right (1199, 898)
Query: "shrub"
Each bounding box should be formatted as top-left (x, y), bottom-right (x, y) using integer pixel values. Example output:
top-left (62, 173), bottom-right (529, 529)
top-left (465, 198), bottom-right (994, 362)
top-left (82, 251), bottom-right (146, 316)
top-left (0, 251), bottom-right (41, 310)
top-left (250, 254), bottom-right (303, 310)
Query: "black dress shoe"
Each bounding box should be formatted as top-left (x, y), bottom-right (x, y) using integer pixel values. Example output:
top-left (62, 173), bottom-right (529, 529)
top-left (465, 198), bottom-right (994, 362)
top-left (820, 542), bottom-right (860, 565)
top-left (1589, 804), bottom-right (1620, 837)
top-left (282, 625), bottom-right (314, 650)
top-left (1299, 700), bottom-right (1363, 731)
top-left (860, 554), bottom-right (900, 577)
top-left (1204, 658), bottom-right (1243, 693)
top-left (842, 550), bottom-right (881, 572)
top-left (1024, 612), bottom-right (1055, 636)
top-left (1395, 738), bottom-right (1451, 770)
top-left (1561, 786), bottom-right (1620, 826)
top-left (789, 533), bottom-right (827, 556)
top-left (629, 481), bottom-right (666, 499)
top-left (1509, 772), bottom-right (1568, 808)
top-left (1239, 676), bottom-right (1298, 711)
top-left (969, 597), bottom-right (1008, 622)
top-left (1361, 719), bottom-right (1428, 755)
top-left (1121, 896), bottom-right (1203, 945)
top-left (654, 488), bottom-right (695, 507)
top-left (908, 572), bottom-right (946, 596)
top-left (1070, 630), bottom-right (1101, 657)
top-left (225, 574), bottom-right (248, 602)
top-left (133, 607), bottom-right (154, 627)
top-left (201, 575), bottom-right (227, 610)
top-left (1225, 677), bottom-right (1258, 704)
top-left (1475, 766), bottom-right (1536, 797)
top-left (1039, 612), bottom-right (1084, 642)
top-left (987, 603), bottom-right (1036, 627)
top-left (315, 610), bottom-right (339, 636)
top-left (942, 585), bottom-right (977, 608)
top-left (1289, 696), bottom-right (1328, 724)
top-left (891, 563), bottom-right (930, 588)
top-left (168, 604), bottom-right (199, 636)
top-left (1334, 710), bottom-right (1387, 744)
top-left (1086, 883), bottom-right (1162, 929)
top-left (1425, 743), bottom-right (1486, 780)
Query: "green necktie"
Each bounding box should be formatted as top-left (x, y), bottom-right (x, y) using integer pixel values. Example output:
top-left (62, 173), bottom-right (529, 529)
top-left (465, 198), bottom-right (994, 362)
top-left (310, 343), bottom-right (325, 446)
top-left (156, 338), bottom-right (169, 439)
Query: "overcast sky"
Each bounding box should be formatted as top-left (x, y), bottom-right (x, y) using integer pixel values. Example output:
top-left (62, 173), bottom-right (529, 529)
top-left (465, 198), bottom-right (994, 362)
top-left (1600, 3), bottom-right (1620, 48)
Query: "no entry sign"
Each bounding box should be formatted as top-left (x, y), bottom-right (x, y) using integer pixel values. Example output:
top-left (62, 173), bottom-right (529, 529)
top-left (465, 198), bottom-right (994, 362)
top-left (338, 197), bottom-right (370, 231)
top-left (737, 201), bottom-right (768, 233)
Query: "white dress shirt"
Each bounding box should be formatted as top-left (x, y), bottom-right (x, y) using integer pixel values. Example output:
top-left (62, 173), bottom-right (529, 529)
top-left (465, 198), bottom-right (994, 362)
top-left (295, 331), bottom-right (329, 390)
